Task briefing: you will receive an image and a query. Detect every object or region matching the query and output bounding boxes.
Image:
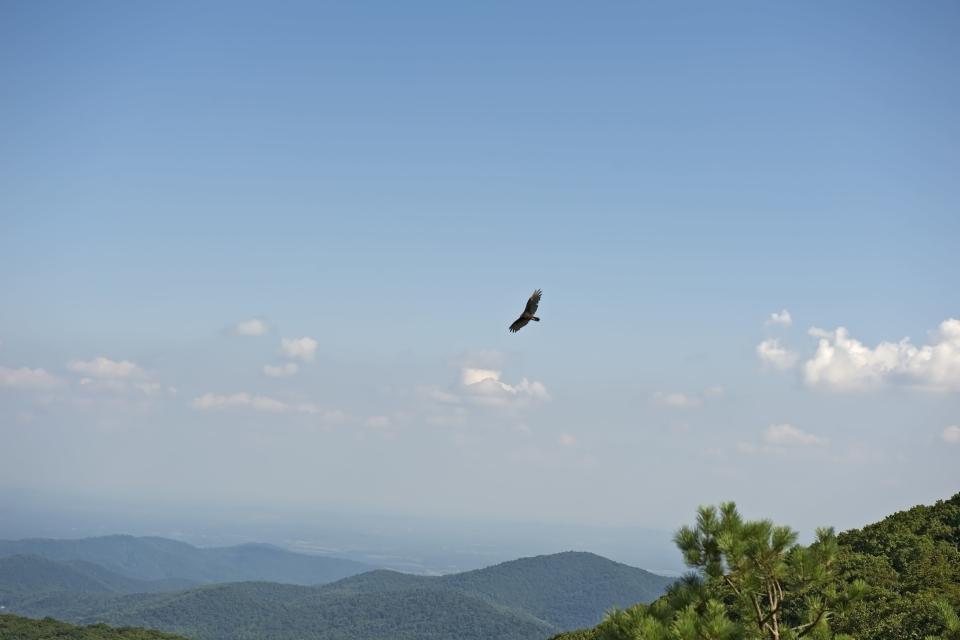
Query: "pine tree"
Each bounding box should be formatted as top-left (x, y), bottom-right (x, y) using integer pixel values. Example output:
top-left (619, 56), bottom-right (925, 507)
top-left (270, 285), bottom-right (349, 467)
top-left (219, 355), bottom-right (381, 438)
top-left (597, 502), bottom-right (866, 640)
top-left (925, 600), bottom-right (960, 640)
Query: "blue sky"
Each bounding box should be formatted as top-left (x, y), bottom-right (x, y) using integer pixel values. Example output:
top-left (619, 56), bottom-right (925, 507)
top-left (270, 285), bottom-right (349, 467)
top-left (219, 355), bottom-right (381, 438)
top-left (1, 1), bottom-right (958, 543)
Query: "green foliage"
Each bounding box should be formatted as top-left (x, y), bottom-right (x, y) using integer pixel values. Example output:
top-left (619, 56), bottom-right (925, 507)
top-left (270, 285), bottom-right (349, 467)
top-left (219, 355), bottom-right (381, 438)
top-left (924, 600), bottom-right (960, 640)
top-left (61, 585), bottom-right (553, 640)
top-left (548, 630), bottom-right (601, 640)
top-left (670, 502), bottom-right (859, 639)
top-left (554, 493), bottom-right (960, 640)
top-left (559, 504), bottom-right (861, 640)
top-left (832, 493), bottom-right (960, 640)
top-left (0, 613), bottom-right (188, 640)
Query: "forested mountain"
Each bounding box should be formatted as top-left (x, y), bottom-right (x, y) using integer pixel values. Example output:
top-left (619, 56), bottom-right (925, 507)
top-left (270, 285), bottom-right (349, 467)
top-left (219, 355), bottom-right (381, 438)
top-left (550, 492), bottom-right (960, 640)
top-left (0, 613), bottom-right (189, 640)
top-left (13, 583), bottom-right (555, 640)
top-left (0, 555), bottom-right (125, 596)
top-left (833, 492), bottom-right (960, 639)
top-left (1, 551), bottom-right (673, 640)
top-left (0, 536), bottom-right (369, 586)
top-left (323, 551), bottom-right (672, 630)
top-left (442, 551), bottom-right (673, 630)
top-left (0, 555), bottom-right (196, 597)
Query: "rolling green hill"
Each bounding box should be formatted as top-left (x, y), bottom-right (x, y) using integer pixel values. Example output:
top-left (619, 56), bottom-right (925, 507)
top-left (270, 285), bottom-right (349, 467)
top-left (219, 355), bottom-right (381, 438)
top-left (322, 551), bottom-right (673, 630)
top-left (442, 551), bottom-right (673, 630)
top-left (0, 536), bottom-right (369, 586)
top-left (0, 613), bottom-right (189, 640)
top-left (71, 584), bottom-right (554, 640)
top-left (3, 552), bottom-right (674, 640)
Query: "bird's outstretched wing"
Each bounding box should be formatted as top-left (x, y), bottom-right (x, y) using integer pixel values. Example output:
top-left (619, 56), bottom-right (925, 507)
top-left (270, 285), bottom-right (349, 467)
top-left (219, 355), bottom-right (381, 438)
top-left (509, 317), bottom-right (530, 333)
top-left (509, 289), bottom-right (542, 332)
top-left (524, 289), bottom-right (542, 315)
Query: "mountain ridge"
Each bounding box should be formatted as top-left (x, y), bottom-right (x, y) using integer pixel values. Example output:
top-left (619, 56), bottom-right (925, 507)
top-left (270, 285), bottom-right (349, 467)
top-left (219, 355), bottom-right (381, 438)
top-left (1, 549), bottom-right (674, 639)
top-left (0, 554), bottom-right (199, 596)
top-left (0, 535), bottom-right (371, 586)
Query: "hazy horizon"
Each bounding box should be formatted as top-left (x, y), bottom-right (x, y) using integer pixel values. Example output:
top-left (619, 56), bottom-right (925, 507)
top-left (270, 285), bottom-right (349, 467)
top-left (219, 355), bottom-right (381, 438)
top-left (2, 1), bottom-right (958, 574)
top-left (5, 487), bottom-right (957, 578)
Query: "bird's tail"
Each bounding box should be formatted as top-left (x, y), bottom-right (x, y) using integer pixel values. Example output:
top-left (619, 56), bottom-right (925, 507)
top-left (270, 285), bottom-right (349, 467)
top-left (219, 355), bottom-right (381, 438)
top-left (532, 317), bottom-right (540, 321)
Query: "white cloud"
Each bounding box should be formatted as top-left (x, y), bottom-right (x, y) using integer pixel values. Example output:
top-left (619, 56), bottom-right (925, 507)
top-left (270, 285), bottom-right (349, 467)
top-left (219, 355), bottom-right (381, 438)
top-left (67, 357), bottom-right (143, 379)
top-left (803, 319), bottom-right (960, 391)
top-left (0, 366), bottom-right (61, 390)
top-left (462, 368), bottom-right (501, 386)
top-left (460, 368), bottom-right (550, 406)
top-left (418, 364), bottom-right (550, 419)
top-left (233, 319), bottom-right (270, 336)
top-left (78, 377), bottom-right (128, 393)
top-left (78, 377), bottom-right (173, 398)
top-left (280, 337), bottom-right (318, 362)
top-left (652, 385), bottom-right (723, 408)
top-left (739, 423), bottom-right (828, 455)
top-left (191, 392), bottom-right (318, 414)
top-left (942, 425), bottom-right (960, 444)
top-left (757, 338), bottom-right (799, 370)
top-left (762, 423), bottom-right (827, 447)
top-left (652, 391), bottom-right (701, 408)
top-left (558, 433), bottom-right (577, 447)
top-left (767, 309), bottom-right (793, 327)
top-left (263, 363), bottom-right (299, 378)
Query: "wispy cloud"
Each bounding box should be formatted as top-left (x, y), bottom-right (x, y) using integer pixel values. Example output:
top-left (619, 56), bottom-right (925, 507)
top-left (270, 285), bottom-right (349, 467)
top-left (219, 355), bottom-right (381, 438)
top-left (233, 319), bottom-right (270, 336)
top-left (459, 368), bottom-right (550, 407)
top-left (738, 423), bottom-right (828, 454)
top-left (67, 357), bottom-right (143, 379)
top-left (652, 386), bottom-right (723, 409)
top-left (756, 338), bottom-right (799, 370)
top-left (766, 309), bottom-right (793, 327)
top-left (280, 337), bottom-right (318, 362)
top-left (65, 356), bottom-right (176, 399)
top-left (418, 364), bottom-right (550, 418)
top-left (191, 392), bottom-right (319, 414)
top-left (652, 391), bottom-right (701, 408)
top-left (762, 423), bottom-right (827, 447)
top-left (0, 366), bottom-right (61, 390)
top-left (264, 363), bottom-right (299, 378)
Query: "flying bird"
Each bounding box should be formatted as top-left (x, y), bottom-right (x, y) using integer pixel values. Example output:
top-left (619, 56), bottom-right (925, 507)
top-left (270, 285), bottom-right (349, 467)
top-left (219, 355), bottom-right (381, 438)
top-left (509, 289), bottom-right (542, 333)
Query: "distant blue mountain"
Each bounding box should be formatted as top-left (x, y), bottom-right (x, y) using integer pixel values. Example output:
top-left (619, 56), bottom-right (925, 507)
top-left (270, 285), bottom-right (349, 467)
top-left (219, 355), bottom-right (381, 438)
top-left (0, 535), bottom-right (371, 585)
